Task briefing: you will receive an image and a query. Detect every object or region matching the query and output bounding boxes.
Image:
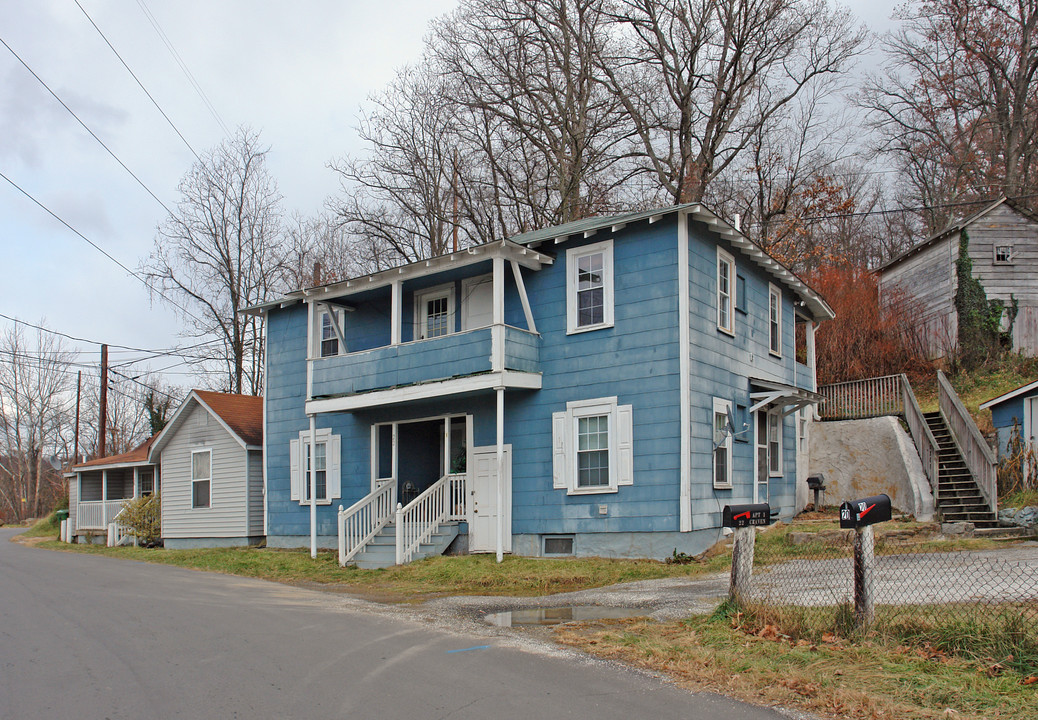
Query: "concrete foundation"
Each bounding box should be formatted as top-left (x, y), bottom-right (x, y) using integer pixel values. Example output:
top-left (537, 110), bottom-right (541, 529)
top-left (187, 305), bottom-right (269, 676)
top-left (267, 535), bottom-right (338, 551)
top-left (511, 528), bottom-right (723, 561)
top-left (163, 536), bottom-right (264, 550)
top-left (809, 416), bottom-right (934, 521)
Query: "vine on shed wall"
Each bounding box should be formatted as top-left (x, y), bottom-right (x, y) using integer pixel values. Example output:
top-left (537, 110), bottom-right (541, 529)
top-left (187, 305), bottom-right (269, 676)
top-left (954, 229), bottom-right (1018, 369)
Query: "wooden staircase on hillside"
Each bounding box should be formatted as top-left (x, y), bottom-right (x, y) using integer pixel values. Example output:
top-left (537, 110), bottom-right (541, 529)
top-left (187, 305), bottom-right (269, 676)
top-left (924, 411), bottom-right (999, 528)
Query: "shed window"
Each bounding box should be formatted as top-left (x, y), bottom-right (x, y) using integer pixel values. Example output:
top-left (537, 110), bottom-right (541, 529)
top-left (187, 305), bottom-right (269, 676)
top-left (994, 245), bottom-right (1013, 264)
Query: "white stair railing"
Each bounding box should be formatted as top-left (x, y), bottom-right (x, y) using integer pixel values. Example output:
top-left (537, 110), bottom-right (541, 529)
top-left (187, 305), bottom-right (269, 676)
top-left (337, 481), bottom-right (397, 566)
top-left (447, 473), bottom-right (467, 521)
top-left (395, 475), bottom-right (450, 565)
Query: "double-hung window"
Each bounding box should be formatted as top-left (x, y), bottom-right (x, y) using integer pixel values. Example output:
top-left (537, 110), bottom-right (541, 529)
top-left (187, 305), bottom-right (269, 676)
top-left (552, 397), bottom-right (632, 494)
top-left (290, 429), bottom-right (341, 504)
top-left (566, 240), bottom-right (614, 334)
top-left (314, 306), bottom-right (345, 358)
top-left (191, 449), bottom-right (211, 509)
top-left (767, 411), bottom-right (781, 476)
top-left (717, 248), bottom-right (735, 335)
top-left (769, 284), bottom-right (782, 356)
top-left (713, 398), bottom-right (733, 489)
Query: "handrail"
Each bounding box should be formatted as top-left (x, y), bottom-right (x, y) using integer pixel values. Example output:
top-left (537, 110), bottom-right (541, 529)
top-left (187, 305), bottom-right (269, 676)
top-left (937, 370), bottom-right (998, 514)
top-left (900, 374), bottom-right (940, 494)
top-left (447, 473), bottom-right (467, 521)
top-left (337, 481), bottom-right (397, 566)
top-left (817, 374), bottom-right (903, 420)
top-left (395, 475), bottom-right (450, 565)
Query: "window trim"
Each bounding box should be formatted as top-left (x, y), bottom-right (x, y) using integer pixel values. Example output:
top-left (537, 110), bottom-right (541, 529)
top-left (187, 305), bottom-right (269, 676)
top-left (414, 283), bottom-right (456, 340)
top-left (768, 283), bottom-right (782, 357)
top-left (713, 398), bottom-right (733, 490)
top-left (767, 411), bottom-right (782, 477)
top-left (566, 240), bottom-right (614, 335)
top-left (317, 307), bottom-right (346, 358)
top-left (191, 448), bottom-right (212, 509)
top-left (292, 428), bottom-right (339, 505)
top-left (304, 439), bottom-right (329, 504)
top-left (717, 247), bottom-right (735, 336)
top-left (993, 244), bottom-right (1014, 265)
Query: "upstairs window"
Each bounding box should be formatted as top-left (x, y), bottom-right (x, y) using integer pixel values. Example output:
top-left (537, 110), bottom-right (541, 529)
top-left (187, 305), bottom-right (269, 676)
top-left (717, 248), bottom-right (735, 335)
top-left (320, 310), bottom-right (340, 357)
top-left (313, 306), bottom-right (345, 358)
top-left (994, 245), bottom-right (1013, 264)
top-left (769, 284), bottom-right (782, 356)
top-left (567, 240), bottom-right (614, 334)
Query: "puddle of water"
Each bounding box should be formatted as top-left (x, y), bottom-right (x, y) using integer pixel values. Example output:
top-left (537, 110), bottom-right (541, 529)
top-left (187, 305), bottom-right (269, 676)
top-left (484, 606), bottom-right (647, 627)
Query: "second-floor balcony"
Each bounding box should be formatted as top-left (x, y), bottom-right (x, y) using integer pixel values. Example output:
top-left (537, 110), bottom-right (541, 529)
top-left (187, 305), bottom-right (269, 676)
top-left (310, 324), bottom-right (540, 404)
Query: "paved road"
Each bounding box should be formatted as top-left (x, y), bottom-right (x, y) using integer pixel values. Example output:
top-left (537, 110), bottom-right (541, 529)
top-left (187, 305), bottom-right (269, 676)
top-left (0, 529), bottom-right (788, 720)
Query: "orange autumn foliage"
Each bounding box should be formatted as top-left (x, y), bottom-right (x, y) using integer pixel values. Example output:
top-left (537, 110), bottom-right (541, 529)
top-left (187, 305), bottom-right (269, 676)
top-left (808, 264), bottom-right (933, 385)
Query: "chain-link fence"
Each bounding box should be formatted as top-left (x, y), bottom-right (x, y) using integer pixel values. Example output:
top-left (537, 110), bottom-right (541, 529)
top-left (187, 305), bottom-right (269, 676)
top-left (736, 527), bottom-right (1038, 675)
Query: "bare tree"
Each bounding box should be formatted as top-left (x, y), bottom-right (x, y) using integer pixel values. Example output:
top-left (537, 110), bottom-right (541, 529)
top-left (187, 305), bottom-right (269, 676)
top-left (283, 211), bottom-right (368, 288)
top-left (141, 127), bottom-right (285, 395)
top-left (603, 0), bottom-right (867, 204)
top-left (0, 322), bottom-right (75, 521)
top-left (862, 0), bottom-right (1038, 231)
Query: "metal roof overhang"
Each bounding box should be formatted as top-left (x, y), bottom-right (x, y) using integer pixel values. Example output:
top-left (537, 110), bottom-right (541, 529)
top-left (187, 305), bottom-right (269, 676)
top-left (749, 378), bottom-right (824, 416)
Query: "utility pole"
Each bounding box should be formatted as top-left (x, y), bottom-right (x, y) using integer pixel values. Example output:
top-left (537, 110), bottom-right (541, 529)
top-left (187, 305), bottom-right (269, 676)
top-left (74, 371), bottom-right (81, 465)
top-left (98, 344), bottom-right (108, 459)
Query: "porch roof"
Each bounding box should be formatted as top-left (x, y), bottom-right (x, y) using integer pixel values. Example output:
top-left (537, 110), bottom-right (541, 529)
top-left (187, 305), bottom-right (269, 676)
top-left (69, 435), bottom-right (158, 473)
top-left (749, 377), bottom-right (824, 416)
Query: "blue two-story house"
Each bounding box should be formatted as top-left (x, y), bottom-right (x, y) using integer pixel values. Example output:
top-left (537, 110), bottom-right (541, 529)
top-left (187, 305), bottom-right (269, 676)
top-left (246, 204), bottom-right (832, 565)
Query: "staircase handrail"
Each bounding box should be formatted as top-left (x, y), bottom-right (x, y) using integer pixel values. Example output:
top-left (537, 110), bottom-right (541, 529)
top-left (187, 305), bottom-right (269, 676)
top-left (337, 481), bottom-right (397, 566)
top-left (937, 370), bottom-right (998, 514)
top-left (395, 475), bottom-right (450, 565)
top-left (900, 374), bottom-right (940, 494)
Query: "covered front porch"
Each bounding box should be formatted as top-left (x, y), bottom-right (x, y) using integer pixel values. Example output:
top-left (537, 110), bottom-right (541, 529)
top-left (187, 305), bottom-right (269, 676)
top-left (75, 465), bottom-right (157, 530)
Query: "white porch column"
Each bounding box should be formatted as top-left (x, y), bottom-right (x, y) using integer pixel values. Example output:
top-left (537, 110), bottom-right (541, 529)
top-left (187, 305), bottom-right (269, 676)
top-left (496, 386), bottom-right (504, 564)
top-left (309, 414), bottom-right (318, 559)
top-left (492, 256), bottom-right (505, 372)
top-left (133, 468), bottom-right (140, 498)
top-left (101, 469), bottom-right (108, 523)
top-left (391, 279), bottom-right (402, 345)
top-left (806, 321), bottom-right (818, 390)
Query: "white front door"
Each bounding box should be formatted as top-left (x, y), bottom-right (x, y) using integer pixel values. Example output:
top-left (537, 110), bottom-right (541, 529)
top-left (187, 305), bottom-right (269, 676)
top-left (469, 445), bottom-right (512, 553)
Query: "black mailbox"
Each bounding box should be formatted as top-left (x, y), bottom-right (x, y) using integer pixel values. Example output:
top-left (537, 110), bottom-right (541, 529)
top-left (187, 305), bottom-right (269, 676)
top-left (839, 494), bottom-right (892, 529)
top-left (723, 503), bottom-right (772, 528)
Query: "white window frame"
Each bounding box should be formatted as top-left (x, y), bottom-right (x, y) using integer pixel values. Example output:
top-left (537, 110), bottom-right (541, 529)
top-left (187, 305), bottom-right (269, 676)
top-left (191, 448), bottom-right (212, 509)
top-left (717, 247), bottom-right (735, 335)
top-left (713, 398), bottom-right (733, 490)
top-left (414, 283), bottom-right (455, 340)
top-left (552, 396), bottom-right (633, 495)
top-left (290, 429), bottom-right (341, 505)
top-left (304, 440), bottom-right (329, 503)
top-left (317, 307), bottom-right (345, 358)
top-left (768, 283), bottom-right (782, 356)
top-left (566, 240), bottom-right (614, 334)
top-left (993, 245), bottom-right (1014, 264)
top-left (768, 411), bottom-right (782, 477)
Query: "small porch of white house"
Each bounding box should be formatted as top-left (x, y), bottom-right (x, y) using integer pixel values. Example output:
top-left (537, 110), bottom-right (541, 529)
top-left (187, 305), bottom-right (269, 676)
top-left (75, 465), bottom-right (158, 531)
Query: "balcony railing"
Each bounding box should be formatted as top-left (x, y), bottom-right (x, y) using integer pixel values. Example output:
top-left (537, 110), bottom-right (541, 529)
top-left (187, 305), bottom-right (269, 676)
top-left (311, 325), bottom-right (539, 399)
top-left (76, 499), bottom-right (127, 530)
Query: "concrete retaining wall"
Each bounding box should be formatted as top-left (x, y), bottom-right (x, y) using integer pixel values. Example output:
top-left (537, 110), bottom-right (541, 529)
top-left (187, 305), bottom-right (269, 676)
top-left (808, 416), bottom-right (935, 521)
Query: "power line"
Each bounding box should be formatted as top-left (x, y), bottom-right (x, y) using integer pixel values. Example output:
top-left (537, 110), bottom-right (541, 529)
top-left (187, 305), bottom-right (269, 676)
top-left (135, 0), bottom-right (232, 137)
top-left (0, 34), bottom-right (174, 217)
top-left (746, 193), bottom-right (1038, 226)
top-left (0, 312), bottom-right (215, 358)
top-left (74, 0), bottom-right (201, 162)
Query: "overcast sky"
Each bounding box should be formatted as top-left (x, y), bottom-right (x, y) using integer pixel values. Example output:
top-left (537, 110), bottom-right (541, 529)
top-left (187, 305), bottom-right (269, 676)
top-left (0, 0), bottom-right (898, 390)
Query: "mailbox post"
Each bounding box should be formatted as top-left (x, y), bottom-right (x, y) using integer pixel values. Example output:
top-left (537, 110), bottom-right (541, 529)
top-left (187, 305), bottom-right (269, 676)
top-left (722, 503), bottom-right (771, 604)
top-left (839, 494), bottom-right (892, 628)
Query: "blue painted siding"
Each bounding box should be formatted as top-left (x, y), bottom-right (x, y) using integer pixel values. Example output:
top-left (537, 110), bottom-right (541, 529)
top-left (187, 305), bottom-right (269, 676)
top-left (264, 210), bottom-right (813, 551)
top-left (989, 389), bottom-right (1036, 458)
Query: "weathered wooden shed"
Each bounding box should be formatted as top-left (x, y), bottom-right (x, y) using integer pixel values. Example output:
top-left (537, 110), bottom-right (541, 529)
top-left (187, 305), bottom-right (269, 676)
top-left (877, 198), bottom-right (1038, 358)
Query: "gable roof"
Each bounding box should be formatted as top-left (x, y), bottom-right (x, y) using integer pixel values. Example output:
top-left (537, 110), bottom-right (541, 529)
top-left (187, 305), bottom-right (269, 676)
top-left (148, 390), bottom-right (263, 459)
top-left (70, 434), bottom-right (158, 472)
top-left (878, 197), bottom-right (1038, 272)
top-left (979, 378), bottom-right (1038, 410)
top-left (511, 203), bottom-right (834, 321)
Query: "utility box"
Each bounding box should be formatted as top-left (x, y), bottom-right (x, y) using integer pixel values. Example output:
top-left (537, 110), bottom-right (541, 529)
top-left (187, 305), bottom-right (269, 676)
top-left (722, 503), bottom-right (772, 528)
top-left (839, 494), bottom-right (892, 529)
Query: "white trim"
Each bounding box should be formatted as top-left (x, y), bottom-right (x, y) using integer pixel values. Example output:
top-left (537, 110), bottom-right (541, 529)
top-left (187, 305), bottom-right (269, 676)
top-left (315, 304), bottom-right (347, 357)
top-left (414, 282), bottom-right (456, 340)
top-left (296, 428), bottom-right (336, 505)
top-left (768, 283), bottom-right (782, 357)
top-left (510, 260), bottom-right (537, 333)
top-left (712, 398), bottom-right (733, 490)
top-left (678, 213), bottom-right (691, 531)
top-left (391, 279), bottom-right (402, 345)
top-left (190, 448), bottom-right (212, 509)
top-left (566, 239), bottom-right (614, 334)
top-left (767, 410), bottom-right (783, 477)
top-left (263, 324), bottom-right (268, 536)
top-left (717, 246), bottom-right (735, 335)
top-left (980, 379), bottom-right (1038, 409)
top-left (149, 391), bottom-right (254, 459)
top-left (552, 396), bottom-right (631, 496)
top-left (305, 370), bottom-right (542, 414)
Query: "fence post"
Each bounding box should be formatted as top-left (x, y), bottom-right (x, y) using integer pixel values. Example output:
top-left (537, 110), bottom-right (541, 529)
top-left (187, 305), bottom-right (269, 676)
top-left (337, 505), bottom-right (345, 567)
top-left (729, 526), bottom-right (756, 604)
top-left (853, 524), bottom-right (875, 629)
top-left (394, 502), bottom-right (404, 566)
top-left (106, 522), bottom-right (116, 547)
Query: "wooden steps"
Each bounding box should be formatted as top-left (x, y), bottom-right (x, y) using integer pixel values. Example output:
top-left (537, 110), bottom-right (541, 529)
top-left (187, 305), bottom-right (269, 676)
top-left (923, 412), bottom-right (999, 528)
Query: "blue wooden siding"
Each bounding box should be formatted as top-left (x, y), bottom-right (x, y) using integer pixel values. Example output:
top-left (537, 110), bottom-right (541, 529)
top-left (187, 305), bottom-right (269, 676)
top-left (989, 390), bottom-right (1036, 458)
top-left (265, 211), bottom-right (810, 543)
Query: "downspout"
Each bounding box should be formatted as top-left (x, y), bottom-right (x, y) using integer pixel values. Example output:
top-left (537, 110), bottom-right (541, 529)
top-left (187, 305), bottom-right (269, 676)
top-left (309, 414), bottom-right (317, 559)
top-left (493, 255), bottom-right (506, 563)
